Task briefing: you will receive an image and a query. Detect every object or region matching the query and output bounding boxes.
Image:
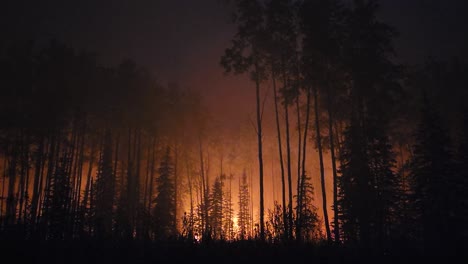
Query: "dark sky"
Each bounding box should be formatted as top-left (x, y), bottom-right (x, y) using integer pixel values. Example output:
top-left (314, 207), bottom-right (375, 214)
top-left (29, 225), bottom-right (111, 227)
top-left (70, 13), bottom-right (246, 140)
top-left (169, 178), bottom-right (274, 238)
top-left (3, 0), bottom-right (468, 122)
top-left (378, 0), bottom-right (468, 63)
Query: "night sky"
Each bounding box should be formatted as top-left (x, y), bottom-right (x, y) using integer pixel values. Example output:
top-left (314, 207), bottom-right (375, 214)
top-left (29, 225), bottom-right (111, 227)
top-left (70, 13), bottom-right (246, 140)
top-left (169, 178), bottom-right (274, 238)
top-left (3, 0), bottom-right (468, 120)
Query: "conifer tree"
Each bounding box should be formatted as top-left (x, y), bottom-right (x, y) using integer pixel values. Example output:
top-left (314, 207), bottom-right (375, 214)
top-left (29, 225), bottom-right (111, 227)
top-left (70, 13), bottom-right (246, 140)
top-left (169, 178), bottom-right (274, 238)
top-left (94, 129), bottom-right (115, 239)
top-left (152, 147), bottom-right (176, 240)
top-left (408, 92), bottom-right (453, 250)
top-left (209, 175), bottom-right (224, 240)
top-left (237, 169), bottom-right (251, 239)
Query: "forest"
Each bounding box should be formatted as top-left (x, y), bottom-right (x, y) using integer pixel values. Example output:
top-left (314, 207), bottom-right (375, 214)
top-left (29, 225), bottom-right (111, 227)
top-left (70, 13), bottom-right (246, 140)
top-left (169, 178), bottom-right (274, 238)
top-left (1, 0), bottom-right (467, 261)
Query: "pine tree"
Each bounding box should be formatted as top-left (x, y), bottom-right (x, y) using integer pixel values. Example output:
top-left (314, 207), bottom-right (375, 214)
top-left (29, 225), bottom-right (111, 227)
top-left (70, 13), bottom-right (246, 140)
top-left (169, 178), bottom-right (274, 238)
top-left (337, 0), bottom-right (402, 247)
top-left (237, 169), bottom-right (251, 239)
top-left (209, 175), bottom-right (224, 240)
top-left (94, 129), bottom-right (115, 239)
top-left (152, 147), bottom-right (176, 240)
top-left (47, 154), bottom-right (72, 240)
top-left (295, 174), bottom-right (320, 242)
top-left (367, 130), bottom-right (402, 245)
top-left (408, 93), bottom-right (453, 251)
top-left (223, 174), bottom-right (235, 240)
top-left (221, 0), bottom-right (268, 240)
top-left (338, 119), bottom-right (369, 244)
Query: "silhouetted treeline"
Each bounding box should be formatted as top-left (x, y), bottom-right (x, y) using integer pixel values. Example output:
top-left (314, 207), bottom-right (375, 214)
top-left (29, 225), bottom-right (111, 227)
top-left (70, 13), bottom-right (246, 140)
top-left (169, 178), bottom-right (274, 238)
top-left (221, 0), bottom-right (468, 254)
top-left (1, 0), bottom-right (468, 258)
top-left (0, 39), bottom-right (241, 242)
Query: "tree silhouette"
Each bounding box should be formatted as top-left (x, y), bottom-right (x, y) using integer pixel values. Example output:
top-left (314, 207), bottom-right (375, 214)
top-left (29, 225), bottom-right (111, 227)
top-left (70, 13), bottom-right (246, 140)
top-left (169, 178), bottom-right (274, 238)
top-left (337, 0), bottom-right (401, 247)
top-left (408, 92), bottom-right (453, 251)
top-left (221, 0), bottom-right (269, 241)
top-left (94, 129), bottom-right (115, 239)
top-left (209, 175), bottom-right (224, 240)
top-left (153, 147), bottom-right (176, 240)
top-left (237, 169), bottom-right (251, 240)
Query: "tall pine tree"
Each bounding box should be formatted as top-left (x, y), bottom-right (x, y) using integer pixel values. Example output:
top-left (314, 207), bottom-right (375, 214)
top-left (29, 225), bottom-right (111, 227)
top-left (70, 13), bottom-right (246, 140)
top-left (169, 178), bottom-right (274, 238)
top-left (408, 92), bottom-right (453, 251)
top-left (152, 147), bottom-right (176, 240)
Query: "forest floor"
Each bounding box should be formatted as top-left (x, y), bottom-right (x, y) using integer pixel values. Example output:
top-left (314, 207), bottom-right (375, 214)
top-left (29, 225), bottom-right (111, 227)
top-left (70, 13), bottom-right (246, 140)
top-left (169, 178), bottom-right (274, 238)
top-left (0, 238), bottom-right (464, 264)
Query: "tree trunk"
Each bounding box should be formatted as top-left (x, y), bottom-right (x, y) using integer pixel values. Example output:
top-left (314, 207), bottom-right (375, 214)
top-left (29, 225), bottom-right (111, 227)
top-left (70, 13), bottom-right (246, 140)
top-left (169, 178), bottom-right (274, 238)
top-left (199, 136), bottom-right (208, 237)
top-left (173, 143), bottom-right (178, 234)
top-left (143, 137), bottom-right (152, 211)
top-left (0, 157), bottom-right (8, 222)
top-left (271, 70), bottom-right (288, 239)
top-left (297, 86), bottom-right (311, 241)
top-left (296, 95), bottom-right (302, 207)
top-left (147, 136), bottom-right (155, 213)
top-left (18, 129), bottom-right (27, 223)
top-left (6, 138), bottom-right (18, 226)
top-left (254, 60), bottom-right (265, 241)
top-left (31, 135), bottom-right (45, 228)
top-left (314, 85), bottom-right (331, 241)
top-left (281, 71), bottom-right (293, 241)
top-left (327, 87), bottom-right (340, 243)
top-left (185, 150), bottom-right (194, 238)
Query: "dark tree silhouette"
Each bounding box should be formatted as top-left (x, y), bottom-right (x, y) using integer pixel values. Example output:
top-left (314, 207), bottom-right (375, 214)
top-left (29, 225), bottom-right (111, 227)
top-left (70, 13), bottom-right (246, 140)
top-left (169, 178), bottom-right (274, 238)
top-left (337, 0), bottom-right (402, 247)
top-left (152, 147), bottom-right (176, 240)
top-left (237, 169), bottom-right (251, 240)
top-left (209, 175), bottom-right (224, 240)
top-left (299, 0), bottom-right (348, 243)
top-left (221, 0), bottom-right (269, 241)
top-left (408, 92), bottom-right (454, 251)
top-left (94, 129), bottom-right (115, 239)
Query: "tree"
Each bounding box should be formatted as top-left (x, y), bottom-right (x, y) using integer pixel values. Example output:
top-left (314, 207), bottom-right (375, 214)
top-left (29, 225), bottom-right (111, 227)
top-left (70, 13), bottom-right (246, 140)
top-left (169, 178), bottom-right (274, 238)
top-left (221, 0), bottom-right (268, 241)
top-left (337, 0), bottom-right (401, 246)
top-left (408, 92), bottom-right (453, 251)
top-left (94, 129), bottom-right (115, 239)
top-left (152, 147), bottom-right (176, 240)
top-left (295, 174), bottom-right (320, 242)
top-left (209, 175), bottom-right (224, 240)
top-left (237, 169), bottom-right (251, 239)
top-left (299, 0), bottom-right (348, 243)
top-left (264, 0), bottom-right (299, 241)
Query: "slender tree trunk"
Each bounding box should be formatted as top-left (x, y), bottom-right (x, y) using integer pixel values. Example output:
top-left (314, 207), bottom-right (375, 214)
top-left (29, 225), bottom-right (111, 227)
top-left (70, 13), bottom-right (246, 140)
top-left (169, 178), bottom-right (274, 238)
top-left (41, 132), bottom-right (58, 237)
top-left (6, 138), bottom-right (18, 226)
top-left (271, 71), bottom-right (288, 239)
top-left (113, 131), bottom-right (120, 202)
top-left (18, 130), bottom-right (27, 223)
top-left (296, 95), bottom-right (302, 205)
top-left (24, 152), bottom-right (31, 219)
top-left (254, 61), bottom-right (265, 241)
top-left (199, 136), bottom-right (208, 236)
top-left (73, 124), bottom-right (86, 219)
top-left (185, 151), bottom-right (194, 237)
top-left (249, 165), bottom-right (254, 237)
top-left (80, 140), bottom-right (95, 236)
top-left (314, 86), bottom-right (331, 241)
top-left (70, 123), bottom-right (81, 215)
top-left (297, 86), bottom-right (311, 241)
top-left (173, 143), bottom-right (178, 233)
top-left (135, 129), bottom-right (142, 238)
top-left (23, 135), bottom-right (31, 226)
top-left (0, 157), bottom-right (8, 222)
top-left (281, 69), bottom-right (293, 240)
top-left (327, 87), bottom-right (340, 243)
top-left (143, 138), bottom-right (151, 211)
top-left (126, 127), bottom-right (135, 238)
top-left (69, 120), bottom-right (85, 238)
top-left (147, 136), bottom-right (155, 213)
top-left (35, 136), bottom-right (49, 229)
